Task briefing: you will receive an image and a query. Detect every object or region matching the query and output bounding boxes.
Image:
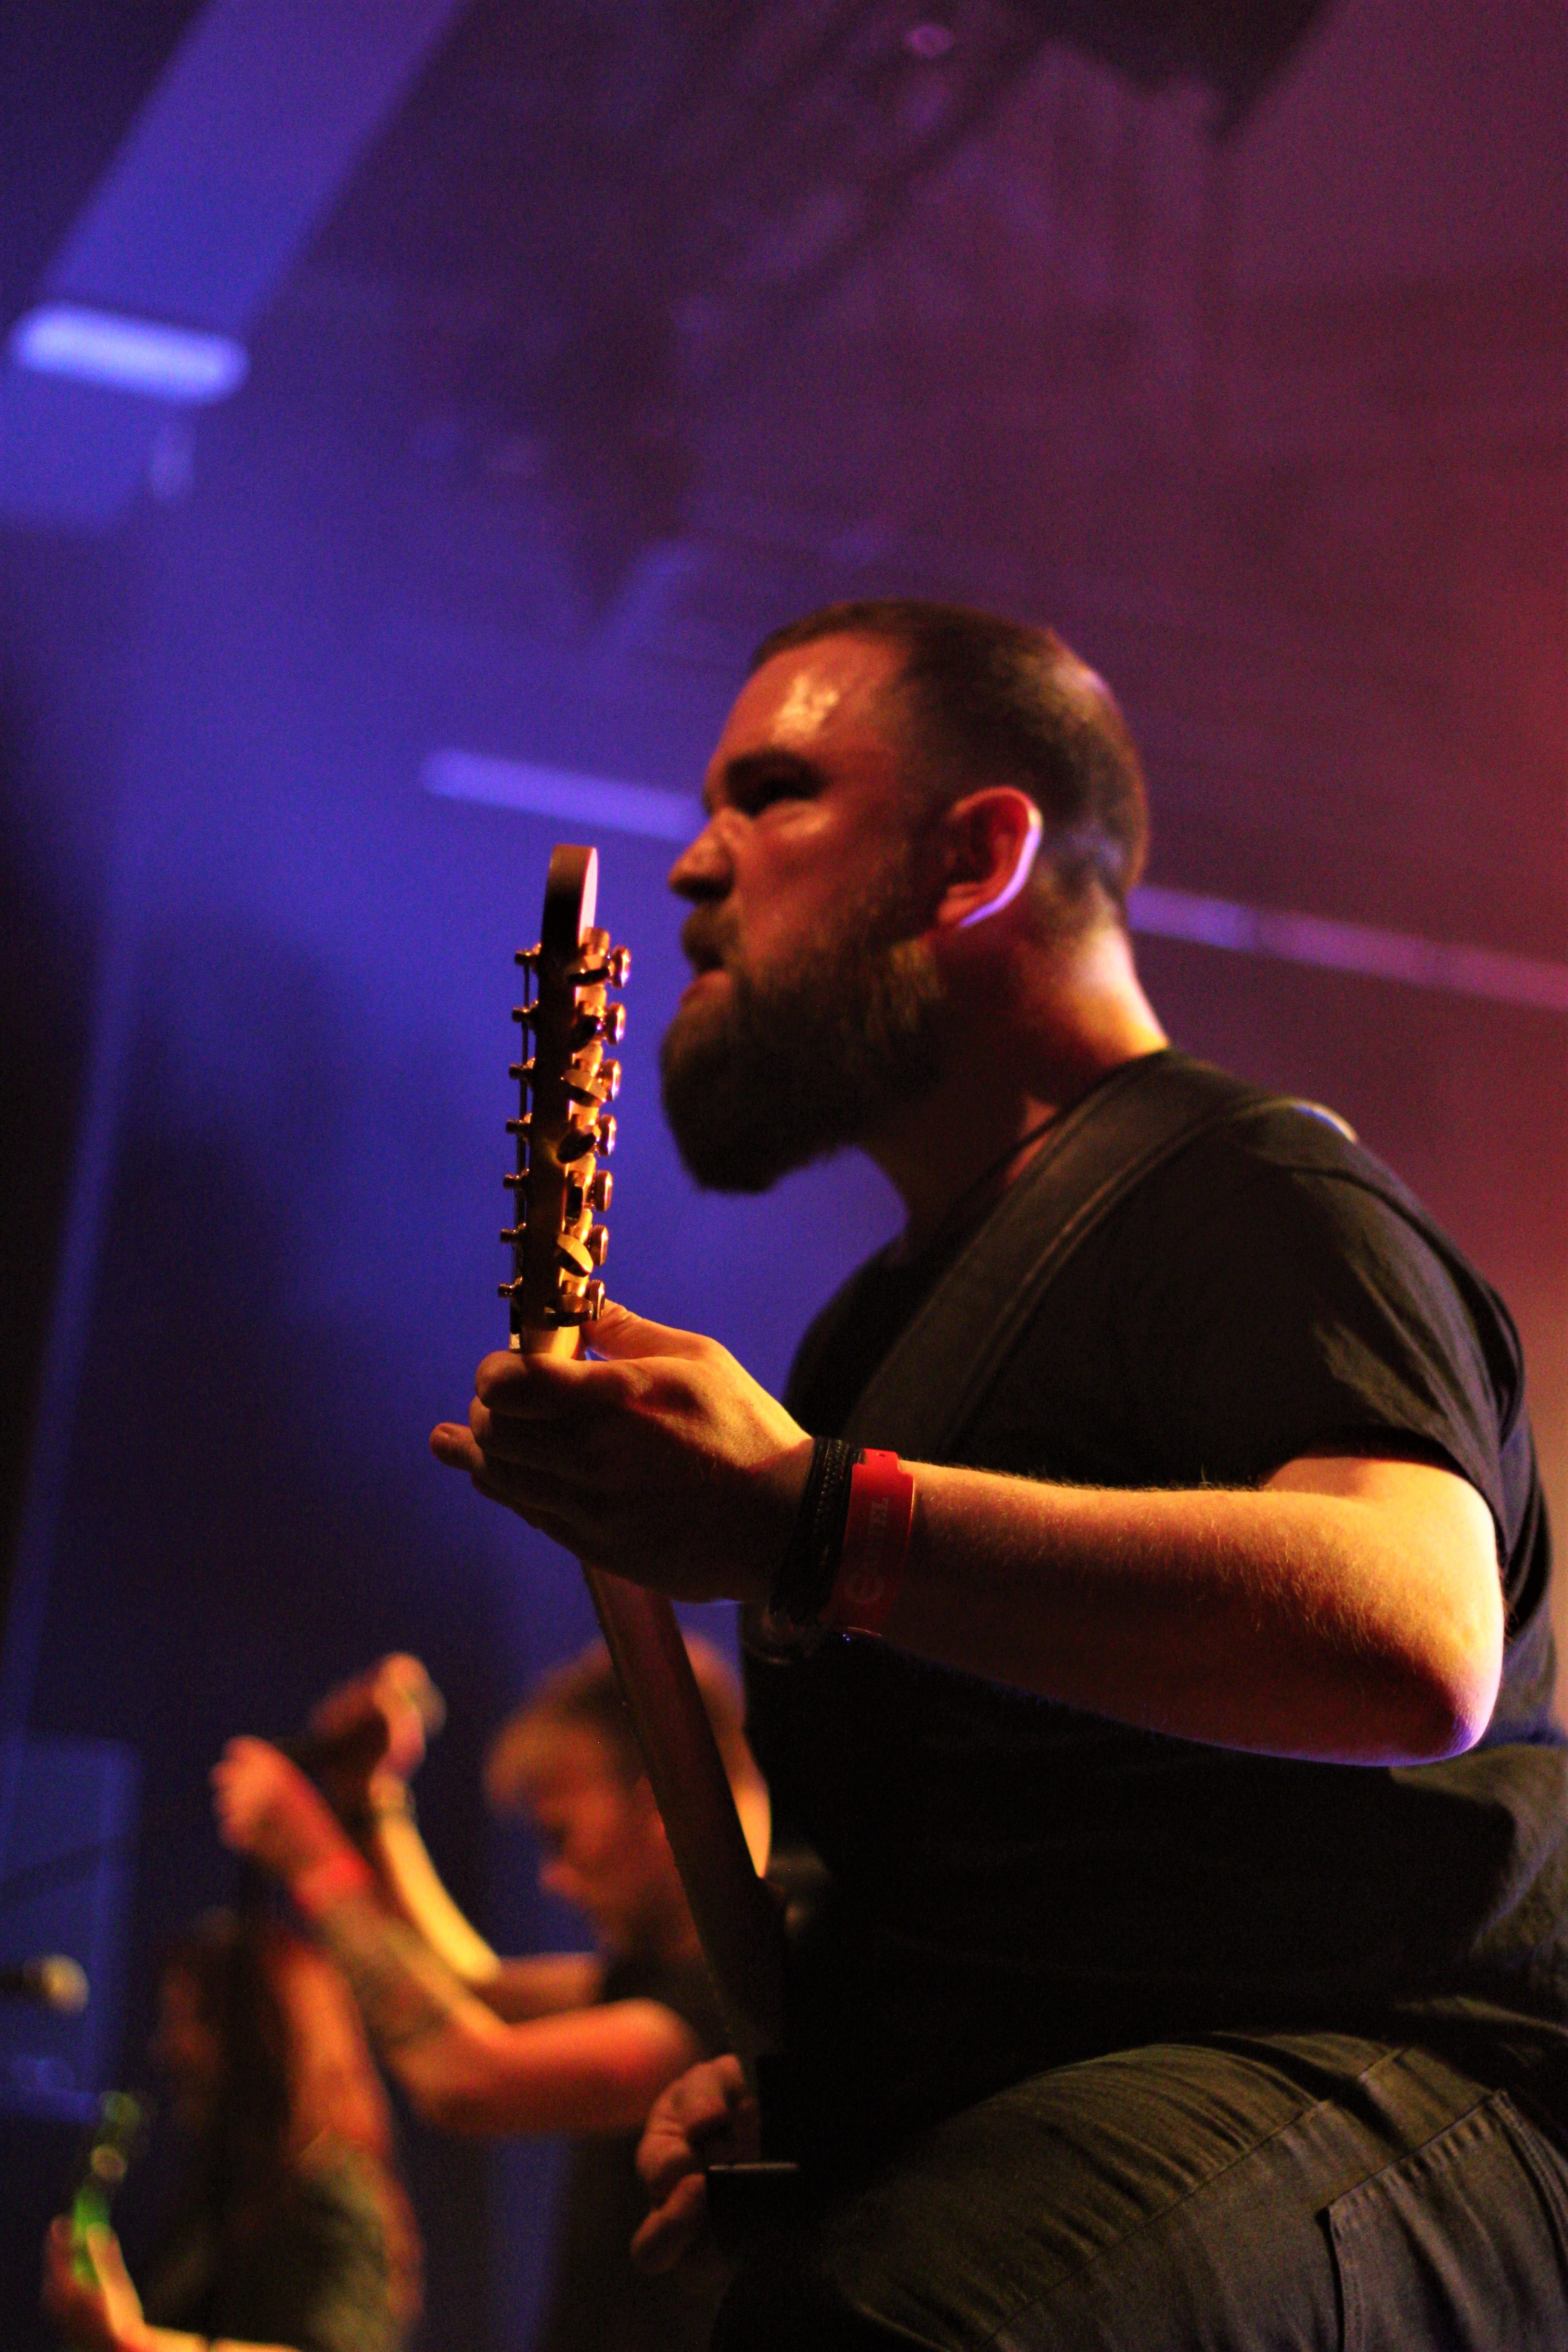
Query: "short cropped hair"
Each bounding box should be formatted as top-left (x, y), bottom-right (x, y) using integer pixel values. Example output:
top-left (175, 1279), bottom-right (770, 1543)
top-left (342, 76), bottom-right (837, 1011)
top-left (484, 1635), bottom-right (753, 1809)
top-left (751, 599), bottom-right (1149, 913)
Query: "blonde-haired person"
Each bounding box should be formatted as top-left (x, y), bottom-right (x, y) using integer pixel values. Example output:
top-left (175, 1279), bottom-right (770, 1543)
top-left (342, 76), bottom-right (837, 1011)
top-left (213, 1642), bottom-right (766, 2352)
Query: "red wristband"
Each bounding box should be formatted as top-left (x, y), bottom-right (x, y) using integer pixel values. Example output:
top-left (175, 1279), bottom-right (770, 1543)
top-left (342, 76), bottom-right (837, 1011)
top-left (821, 1449), bottom-right (915, 1635)
top-left (290, 1847), bottom-right (375, 1922)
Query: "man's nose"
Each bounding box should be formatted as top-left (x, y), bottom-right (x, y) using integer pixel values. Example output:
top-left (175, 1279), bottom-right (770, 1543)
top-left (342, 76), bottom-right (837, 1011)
top-left (668, 812), bottom-right (734, 902)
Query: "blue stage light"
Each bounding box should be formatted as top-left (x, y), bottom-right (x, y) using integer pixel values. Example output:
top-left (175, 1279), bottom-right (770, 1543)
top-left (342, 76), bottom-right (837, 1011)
top-left (8, 305), bottom-right (248, 405)
top-left (423, 750), bottom-right (700, 842)
top-left (1128, 885), bottom-right (1568, 1014)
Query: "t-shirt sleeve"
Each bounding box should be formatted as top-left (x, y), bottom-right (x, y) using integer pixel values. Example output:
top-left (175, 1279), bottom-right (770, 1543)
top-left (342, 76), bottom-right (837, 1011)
top-left (1105, 1123), bottom-right (1513, 1544)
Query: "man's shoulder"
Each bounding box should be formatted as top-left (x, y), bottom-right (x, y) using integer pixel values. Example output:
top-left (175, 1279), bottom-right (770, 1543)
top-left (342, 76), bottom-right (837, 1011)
top-left (1072, 1053), bottom-right (1441, 1267)
top-left (1115, 1051), bottom-right (1377, 1193)
top-left (780, 1058), bottom-right (1406, 1428)
top-left (1074, 1069), bottom-right (1515, 1373)
top-left (1131, 1071), bottom-right (1494, 1317)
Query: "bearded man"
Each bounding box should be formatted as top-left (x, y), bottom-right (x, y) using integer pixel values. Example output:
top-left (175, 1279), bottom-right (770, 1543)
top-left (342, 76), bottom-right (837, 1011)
top-left (433, 602), bottom-right (1568, 2350)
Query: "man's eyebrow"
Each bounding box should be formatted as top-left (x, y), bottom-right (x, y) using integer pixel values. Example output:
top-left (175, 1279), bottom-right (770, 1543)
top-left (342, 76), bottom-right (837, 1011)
top-left (703, 747), bottom-right (822, 816)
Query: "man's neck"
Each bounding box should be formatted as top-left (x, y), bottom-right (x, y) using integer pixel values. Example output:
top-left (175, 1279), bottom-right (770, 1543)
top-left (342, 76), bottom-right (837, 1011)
top-left (868, 922), bottom-right (1168, 1257)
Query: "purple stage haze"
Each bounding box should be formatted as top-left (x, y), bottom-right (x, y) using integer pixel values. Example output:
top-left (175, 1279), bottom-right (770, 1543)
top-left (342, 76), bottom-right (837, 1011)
top-left (0, 4), bottom-right (1563, 2346)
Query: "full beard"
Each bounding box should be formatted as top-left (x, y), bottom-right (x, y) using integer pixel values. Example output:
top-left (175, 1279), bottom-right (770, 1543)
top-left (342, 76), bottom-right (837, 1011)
top-left (661, 897), bottom-right (946, 1193)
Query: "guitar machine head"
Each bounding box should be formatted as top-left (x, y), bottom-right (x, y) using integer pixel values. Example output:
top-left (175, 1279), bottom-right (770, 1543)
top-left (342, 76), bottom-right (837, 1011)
top-left (501, 844), bottom-right (629, 1355)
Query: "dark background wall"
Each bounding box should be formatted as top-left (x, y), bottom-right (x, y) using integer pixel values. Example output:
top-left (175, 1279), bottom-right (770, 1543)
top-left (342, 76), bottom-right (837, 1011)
top-left (0, 3), bottom-right (1563, 2346)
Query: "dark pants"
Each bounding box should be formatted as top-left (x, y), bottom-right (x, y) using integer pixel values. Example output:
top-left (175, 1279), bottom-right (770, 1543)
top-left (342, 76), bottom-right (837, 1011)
top-left (713, 2033), bottom-right (1568, 2349)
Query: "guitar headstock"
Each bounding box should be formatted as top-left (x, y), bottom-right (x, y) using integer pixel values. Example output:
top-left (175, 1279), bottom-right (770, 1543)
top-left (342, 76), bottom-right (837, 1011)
top-left (501, 843), bottom-right (629, 1357)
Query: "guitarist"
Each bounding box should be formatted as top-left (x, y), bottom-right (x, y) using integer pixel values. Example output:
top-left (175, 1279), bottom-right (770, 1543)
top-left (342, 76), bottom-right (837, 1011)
top-left (433, 601), bottom-right (1568, 2349)
top-left (214, 1641), bottom-right (766, 2352)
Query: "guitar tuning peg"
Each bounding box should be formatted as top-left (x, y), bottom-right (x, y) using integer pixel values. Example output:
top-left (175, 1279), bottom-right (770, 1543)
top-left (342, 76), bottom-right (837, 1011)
top-left (500, 1224), bottom-right (524, 1246)
top-left (596, 1059), bottom-right (621, 1102)
top-left (588, 1168), bottom-right (613, 1212)
top-left (502, 1171), bottom-right (529, 1192)
top-left (570, 1003), bottom-right (624, 1048)
top-left (514, 945), bottom-right (541, 968)
top-left (498, 1277), bottom-right (523, 1300)
top-left (583, 1279), bottom-right (606, 1320)
top-left (505, 1113), bottom-right (532, 1137)
top-left (596, 1114), bottom-right (617, 1156)
top-left (606, 946), bottom-right (630, 988)
top-left (512, 1001), bottom-right (538, 1026)
top-left (586, 1224), bottom-right (609, 1267)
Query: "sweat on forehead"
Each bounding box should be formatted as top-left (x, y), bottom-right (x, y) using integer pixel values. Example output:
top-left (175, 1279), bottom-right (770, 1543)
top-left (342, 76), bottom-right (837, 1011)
top-left (768, 667), bottom-right (840, 742)
top-left (750, 633), bottom-right (907, 746)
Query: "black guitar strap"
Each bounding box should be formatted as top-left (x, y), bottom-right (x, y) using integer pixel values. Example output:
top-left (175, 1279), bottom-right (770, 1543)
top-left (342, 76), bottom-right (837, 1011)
top-left (839, 1049), bottom-right (1353, 1462)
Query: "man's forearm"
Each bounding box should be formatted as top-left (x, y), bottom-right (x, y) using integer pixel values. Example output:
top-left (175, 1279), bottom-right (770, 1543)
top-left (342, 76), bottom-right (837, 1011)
top-left (429, 1315), bottom-right (1500, 1764)
top-left (310, 1886), bottom-right (470, 2057)
top-left (480, 1953), bottom-right (605, 2021)
top-left (364, 1808), bottom-right (504, 1986)
top-left (304, 1887), bottom-right (700, 2134)
top-left (302, 1883), bottom-right (549, 2131)
top-left (886, 1453), bottom-right (1501, 1765)
top-left (361, 1813), bottom-right (603, 2018)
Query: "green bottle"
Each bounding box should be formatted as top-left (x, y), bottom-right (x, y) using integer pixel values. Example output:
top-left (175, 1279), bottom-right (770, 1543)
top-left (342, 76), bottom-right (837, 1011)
top-left (70, 2091), bottom-right (144, 2282)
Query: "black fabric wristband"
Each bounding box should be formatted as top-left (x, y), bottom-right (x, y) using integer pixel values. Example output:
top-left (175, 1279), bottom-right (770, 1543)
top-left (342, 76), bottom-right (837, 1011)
top-left (771, 1437), bottom-right (860, 1627)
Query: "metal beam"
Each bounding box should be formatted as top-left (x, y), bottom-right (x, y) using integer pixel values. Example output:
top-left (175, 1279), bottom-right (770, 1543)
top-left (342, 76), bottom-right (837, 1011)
top-left (0, 0), bottom-right (472, 527)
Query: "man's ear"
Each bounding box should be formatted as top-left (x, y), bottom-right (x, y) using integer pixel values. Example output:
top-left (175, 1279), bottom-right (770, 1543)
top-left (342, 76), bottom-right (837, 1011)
top-left (930, 790), bottom-right (1043, 932)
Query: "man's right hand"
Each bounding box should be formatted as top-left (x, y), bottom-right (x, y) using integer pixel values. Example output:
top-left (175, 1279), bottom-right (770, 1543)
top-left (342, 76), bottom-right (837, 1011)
top-left (632, 2055), bottom-right (758, 2273)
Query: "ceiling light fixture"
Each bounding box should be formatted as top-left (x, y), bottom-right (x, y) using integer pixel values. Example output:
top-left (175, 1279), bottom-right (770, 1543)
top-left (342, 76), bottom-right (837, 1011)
top-left (8, 304), bottom-right (248, 405)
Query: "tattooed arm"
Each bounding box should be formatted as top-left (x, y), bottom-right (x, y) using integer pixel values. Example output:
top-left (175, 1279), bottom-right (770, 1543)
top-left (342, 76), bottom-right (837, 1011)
top-left (213, 1740), bottom-right (697, 2136)
top-left (358, 1792), bottom-right (603, 2021)
top-left (301, 1656), bottom-right (606, 2020)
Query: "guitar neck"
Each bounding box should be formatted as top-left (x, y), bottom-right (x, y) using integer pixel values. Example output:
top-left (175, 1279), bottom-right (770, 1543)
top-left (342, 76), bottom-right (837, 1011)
top-left (582, 1566), bottom-right (785, 2069)
top-left (505, 841), bottom-right (785, 2076)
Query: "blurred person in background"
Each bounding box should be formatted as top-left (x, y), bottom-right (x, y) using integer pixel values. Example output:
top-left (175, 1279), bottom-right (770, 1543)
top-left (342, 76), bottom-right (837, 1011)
top-left (43, 1912), bottom-right (420, 2352)
top-left (214, 1642), bottom-right (764, 2352)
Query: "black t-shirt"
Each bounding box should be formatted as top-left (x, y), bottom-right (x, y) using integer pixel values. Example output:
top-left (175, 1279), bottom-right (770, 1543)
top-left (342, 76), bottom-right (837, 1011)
top-left (746, 1056), bottom-right (1568, 2159)
top-left (534, 1949), bottom-right (731, 2352)
top-left (142, 2145), bottom-right (408, 2352)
